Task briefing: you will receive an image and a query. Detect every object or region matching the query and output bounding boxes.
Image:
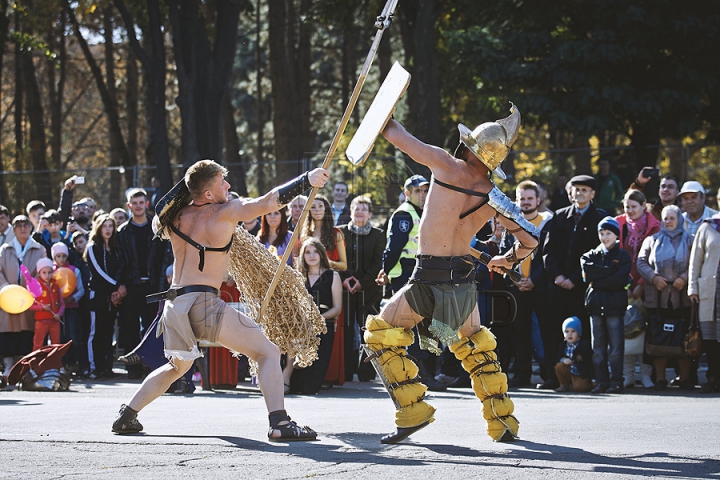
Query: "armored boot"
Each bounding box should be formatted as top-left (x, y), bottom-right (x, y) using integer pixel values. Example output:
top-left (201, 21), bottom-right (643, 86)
top-left (112, 404), bottom-right (144, 434)
top-left (450, 327), bottom-right (519, 442)
top-left (363, 316), bottom-right (435, 444)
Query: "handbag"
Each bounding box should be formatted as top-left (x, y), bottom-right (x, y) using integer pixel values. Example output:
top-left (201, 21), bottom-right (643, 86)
top-left (645, 292), bottom-right (685, 357)
top-left (684, 299), bottom-right (703, 358)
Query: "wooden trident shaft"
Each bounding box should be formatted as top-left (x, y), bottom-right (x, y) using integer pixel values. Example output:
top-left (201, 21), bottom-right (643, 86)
top-left (256, 0), bottom-right (400, 325)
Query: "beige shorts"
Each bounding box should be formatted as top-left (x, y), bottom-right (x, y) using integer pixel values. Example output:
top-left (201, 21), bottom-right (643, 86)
top-left (157, 291), bottom-right (226, 362)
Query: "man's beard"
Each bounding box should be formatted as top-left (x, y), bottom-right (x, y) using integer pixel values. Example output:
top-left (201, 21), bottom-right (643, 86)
top-left (76, 213), bottom-right (90, 224)
top-left (521, 206), bottom-right (537, 215)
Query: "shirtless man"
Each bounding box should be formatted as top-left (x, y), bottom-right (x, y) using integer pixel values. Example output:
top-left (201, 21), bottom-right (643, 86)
top-left (112, 160), bottom-right (329, 441)
top-left (363, 106), bottom-right (539, 444)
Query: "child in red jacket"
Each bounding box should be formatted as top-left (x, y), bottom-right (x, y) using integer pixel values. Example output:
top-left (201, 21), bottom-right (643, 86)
top-left (30, 258), bottom-right (65, 351)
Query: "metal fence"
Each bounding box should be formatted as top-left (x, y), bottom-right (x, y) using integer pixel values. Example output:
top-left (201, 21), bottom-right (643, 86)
top-left (0, 143), bottom-right (718, 220)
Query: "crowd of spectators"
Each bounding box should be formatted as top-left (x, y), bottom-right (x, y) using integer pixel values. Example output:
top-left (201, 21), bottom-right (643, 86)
top-left (1, 163), bottom-right (719, 397)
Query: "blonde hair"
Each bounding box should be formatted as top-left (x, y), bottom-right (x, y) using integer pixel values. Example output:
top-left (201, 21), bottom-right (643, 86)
top-left (185, 160), bottom-right (228, 197)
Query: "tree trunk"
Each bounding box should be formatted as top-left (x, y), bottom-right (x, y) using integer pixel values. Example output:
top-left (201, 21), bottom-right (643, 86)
top-left (47, 12), bottom-right (66, 173)
top-left (631, 120), bottom-right (661, 170)
top-left (22, 47), bottom-right (50, 204)
top-left (223, 98), bottom-right (248, 196)
top-left (13, 10), bottom-right (22, 170)
top-left (0, 0), bottom-right (10, 204)
top-left (168, 0), bottom-right (243, 169)
top-left (126, 47), bottom-right (138, 179)
top-left (104, 7), bottom-right (125, 199)
top-left (254, 0), bottom-right (266, 194)
top-left (268, 0), bottom-right (314, 183)
top-left (115, 0), bottom-right (173, 190)
top-left (65, 1), bottom-right (131, 206)
top-left (396, 0), bottom-right (437, 180)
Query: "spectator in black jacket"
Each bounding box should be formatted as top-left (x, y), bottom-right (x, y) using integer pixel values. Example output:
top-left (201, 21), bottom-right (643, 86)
top-left (581, 217), bottom-right (631, 394)
top-left (540, 174), bottom-right (605, 389)
top-left (331, 182), bottom-right (352, 226)
top-left (499, 181), bottom-right (553, 387)
top-left (115, 188), bottom-right (165, 379)
top-left (338, 195), bottom-right (384, 382)
top-left (85, 214), bottom-right (125, 380)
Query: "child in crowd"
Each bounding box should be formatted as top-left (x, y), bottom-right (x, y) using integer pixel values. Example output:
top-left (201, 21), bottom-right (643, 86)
top-left (30, 258), bottom-right (65, 351)
top-left (52, 242), bottom-right (86, 374)
top-left (554, 317), bottom-right (594, 392)
top-left (581, 217), bottom-right (632, 394)
top-left (42, 210), bottom-right (67, 246)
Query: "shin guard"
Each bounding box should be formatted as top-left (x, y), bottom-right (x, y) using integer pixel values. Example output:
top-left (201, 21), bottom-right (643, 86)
top-left (364, 316), bottom-right (436, 429)
top-left (450, 328), bottom-right (519, 441)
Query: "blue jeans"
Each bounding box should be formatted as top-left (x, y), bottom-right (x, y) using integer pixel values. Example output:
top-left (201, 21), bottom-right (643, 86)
top-left (591, 315), bottom-right (624, 387)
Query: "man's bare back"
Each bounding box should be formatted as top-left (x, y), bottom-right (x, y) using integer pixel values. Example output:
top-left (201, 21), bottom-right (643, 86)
top-left (171, 202), bottom-right (237, 289)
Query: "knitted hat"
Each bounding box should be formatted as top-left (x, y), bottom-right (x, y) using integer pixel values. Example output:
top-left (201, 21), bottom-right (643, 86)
top-left (51, 242), bottom-right (69, 259)
top-left (597, 216), bottom-right (620, 237)
top-left (36, 257), bottom-right (54, 273)
top-left (562, 316), bottom-right (582, 337)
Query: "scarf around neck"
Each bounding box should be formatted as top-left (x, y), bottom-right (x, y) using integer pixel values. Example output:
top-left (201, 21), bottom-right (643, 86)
top-left (649, 214), bottom-right (690, 282)
top-left (625, 212), bottom-right (648, 260)
top-left (348, 221), bottom-right (372, 236)
top-left (12, 237), bottom-right (31, 263)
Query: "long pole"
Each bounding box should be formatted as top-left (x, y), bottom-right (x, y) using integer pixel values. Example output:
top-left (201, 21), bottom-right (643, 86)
top-left (256, 0), bottom-right (399, 325)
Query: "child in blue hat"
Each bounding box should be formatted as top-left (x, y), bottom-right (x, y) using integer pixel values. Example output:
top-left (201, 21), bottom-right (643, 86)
top-left (554, 317), bottom-right (594, 392)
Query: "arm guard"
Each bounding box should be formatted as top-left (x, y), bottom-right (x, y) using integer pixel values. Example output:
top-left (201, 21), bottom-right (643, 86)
top-left (277, 173), bottom-right (311, 205)
top-left (488, 186), bottom-right (539, 265)
top-left (488, 186), bottom-right (540, 240)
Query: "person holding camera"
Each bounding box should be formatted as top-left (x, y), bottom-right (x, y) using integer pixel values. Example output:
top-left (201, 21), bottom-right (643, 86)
top-left (629, 168), bottom-right (680, 222)
top-left (59, 176), bottom-right (93, 237)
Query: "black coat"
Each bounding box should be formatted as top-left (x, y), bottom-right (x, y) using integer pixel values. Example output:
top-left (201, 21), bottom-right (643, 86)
top-left (556, 339), bottom-right (594, 379)
top-left (338, 224), bottom-right (385, 309)
top-left (581, 243), bottom-right (631, 317)
top-left (544, 203), bottom-right (605, 287)
top-left (116, 217), bottom-right (165, 290)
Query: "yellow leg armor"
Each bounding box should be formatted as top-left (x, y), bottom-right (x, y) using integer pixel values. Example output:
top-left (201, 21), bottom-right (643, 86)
top-left (364, 316), bottom-right (436, 429)
top-left (450, 328), bottom-right (519, 441)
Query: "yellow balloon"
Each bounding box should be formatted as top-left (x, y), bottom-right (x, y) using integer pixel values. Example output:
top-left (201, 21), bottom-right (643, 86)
top-left (0, 284), bottom-right (35, 314)
top-left (52, 267), bottom-right (77, 299)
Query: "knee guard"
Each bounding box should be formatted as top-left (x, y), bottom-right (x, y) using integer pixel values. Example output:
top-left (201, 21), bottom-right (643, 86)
top-left (451, 328), bottom-right (519, 441)
top-left (364, 316), bottom-right (436, 429)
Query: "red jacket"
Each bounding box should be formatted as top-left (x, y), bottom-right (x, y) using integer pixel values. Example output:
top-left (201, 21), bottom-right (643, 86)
top-left (30, 280), bottom-right (65, 322)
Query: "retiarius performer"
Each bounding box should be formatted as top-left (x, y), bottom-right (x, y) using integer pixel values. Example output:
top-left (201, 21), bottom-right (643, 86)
top-left (366, 105), bottom-right (539, 443)
top-left (112, 160), bottom-right (328, 441)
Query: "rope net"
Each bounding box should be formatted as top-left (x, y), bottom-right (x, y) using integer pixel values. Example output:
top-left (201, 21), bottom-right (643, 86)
top-left (227, 226), bottom-right (326, 367)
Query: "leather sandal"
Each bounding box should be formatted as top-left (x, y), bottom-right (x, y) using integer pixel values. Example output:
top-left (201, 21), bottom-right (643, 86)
top-left (380, 420), bottom-right (431, 444)
top-left (118, 353), bottom-right (142, 365)
top-left (268, 418), bottom-right (317, 442)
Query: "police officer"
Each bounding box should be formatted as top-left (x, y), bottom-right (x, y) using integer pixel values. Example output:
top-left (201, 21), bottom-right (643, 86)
top-left (377, 175), bottom-right (428, 292)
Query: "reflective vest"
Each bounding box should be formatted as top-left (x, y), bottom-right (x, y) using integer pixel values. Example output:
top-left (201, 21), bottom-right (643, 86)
top-left (387, 202), bottom-right (421, 279)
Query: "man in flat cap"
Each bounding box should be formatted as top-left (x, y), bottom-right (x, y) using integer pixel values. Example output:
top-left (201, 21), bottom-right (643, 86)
top-left (540, 174), bottom-right (604, 390)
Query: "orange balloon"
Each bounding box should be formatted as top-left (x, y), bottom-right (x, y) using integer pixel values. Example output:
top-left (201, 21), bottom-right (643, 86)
top-left (52, 267), bottom-right (77, 299)
top-left (0, 284), bottom-right (35, 314)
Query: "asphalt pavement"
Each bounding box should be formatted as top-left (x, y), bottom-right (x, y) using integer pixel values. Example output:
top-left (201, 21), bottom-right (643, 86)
top-left (1, 373), bottom-right (719, 479)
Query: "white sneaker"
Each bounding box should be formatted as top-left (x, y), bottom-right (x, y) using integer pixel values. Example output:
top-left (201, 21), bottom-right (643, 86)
top-left (640, 375), bottom-right (654, 388)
